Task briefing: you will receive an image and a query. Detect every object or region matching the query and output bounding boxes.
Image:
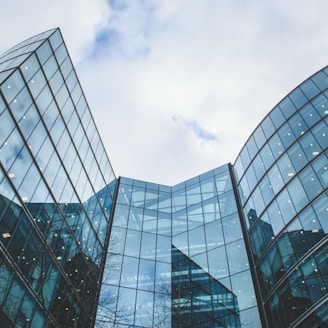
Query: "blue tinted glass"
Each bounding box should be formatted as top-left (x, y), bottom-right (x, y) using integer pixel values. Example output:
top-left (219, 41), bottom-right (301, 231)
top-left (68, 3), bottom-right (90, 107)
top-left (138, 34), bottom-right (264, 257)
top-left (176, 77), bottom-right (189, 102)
top-left (231, 270), bottom-right (257, 310)
top-left (0, 109), bottom-right (16, 147)
top-left (299, 132), bottom-right (321, 160)
top-left (312, 154), bottom-right (328, 187)
top-left (288, 113), bottom-right (307, 137)
top-left (246, 135), bottom-right (258, 160)
top-left (312, 71), bottom-right (328, 90)
top-left (276, 189), bottom-right (296, 224)
top-left (268, 133), bottom-right (284, 159)
top-left (299, 166), bottom-right (323, 200)
top-left (268, 164), bottom-right (283, 194)
top-left (289, 87), bottom-right (308, 108)
top-left (299, 102), bottom-right (320, 127)
top-left (258, 175), bottom-right (275, 205)
top-left (312, 193), bottom-right (328, 233)
top-left (253, 125), bottom-right (266, 149)
top-left (252, 154), bottom-right (266, 180)
top-left (261, 115), bottom-right (275, 139)
top-left (222, 213), bottom-right (243, 243)
top-left (250, 189), bottom-right (265, 221)
top-left (270, 106), bottom-right (285, 128)
top-left (300, 79), bottom-right (320, 100)
top-left (1, 71), bottom-right (25, 103)
top-left (226, 239), bottom-right (249, 274)
top-left (278, 122), bottom-right (296, 148)
top-left (267, 200), bottom-right (284, 235)
top-left (312, 92), bottom-right (328, 117)
top-left (279, 97), bottom-right (296, 119)
top-left (260, 143), bottom-right (275, 169)
top-left (188, 225), bottom-right (205, 256)
top-left (244, 165), bottom-right (257, 192)
top-left (287, 143), bottom-right (308, 171)
top-left (240, 148), bottom-right (251, 171)
top-left (208, 246), bottom-right (229, 279)
top-left (288, 178), bottom-right (308, 212)
top-left (312, 119), bottom-right (328, 149)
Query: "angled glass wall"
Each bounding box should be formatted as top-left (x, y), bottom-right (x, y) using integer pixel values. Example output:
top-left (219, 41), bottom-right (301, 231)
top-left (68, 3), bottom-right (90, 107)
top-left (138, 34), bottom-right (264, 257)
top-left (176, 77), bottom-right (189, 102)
top-left (234, 66), bottom-right (328, 327)
top-left (0, 29), bottom-right (116, 327)
top-left (98, 165), bottom-right (261, 327)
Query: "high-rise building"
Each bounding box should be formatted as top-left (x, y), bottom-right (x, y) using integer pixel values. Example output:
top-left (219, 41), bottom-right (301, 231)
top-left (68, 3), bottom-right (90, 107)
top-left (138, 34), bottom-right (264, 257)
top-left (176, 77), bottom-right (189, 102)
top-left (0, 29), bottom-right (116, 328)
top-left (0, 29), bottom-right (327, 328)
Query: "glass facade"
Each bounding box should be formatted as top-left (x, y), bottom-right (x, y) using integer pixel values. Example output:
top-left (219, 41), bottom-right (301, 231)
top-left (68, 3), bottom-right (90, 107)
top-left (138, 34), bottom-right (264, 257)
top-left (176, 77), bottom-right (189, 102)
top-left (234, 67), bottom-right (328, 327)
top-left (98, 166), bottom-right (261, 327)
top-left (0, 29), bottom-right (116, 327)
top-left (1, 29), bottom-right (328, 328)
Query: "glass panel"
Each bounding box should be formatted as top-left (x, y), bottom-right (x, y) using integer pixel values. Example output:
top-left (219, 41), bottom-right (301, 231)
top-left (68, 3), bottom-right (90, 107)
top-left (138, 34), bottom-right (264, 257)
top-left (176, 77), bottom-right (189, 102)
top-left (226, 239), bottom-right (249, 274)
top-left (270, 106), bottom-right (285, 128)
top-left (188, 225), bottom-right (205, 256)
top-left (312, 154), bottom-right (328, 187)
top-left (222, 214), bottom-right (243, 243)
top-left (231, 270), bottom-right (257, 310)
top-left (124, 229), bottom-right (141, 257)
top-left (267, 164), bottom-right (284, 194)
top-left (289, 113), bottom-right (307, 137)
top-left (140, 232), bottom-right (156, 260)
top-left (28, 69), bottom-right (47, 98)
top-left (288, 178), bottom-right (308, 212)
top-left (299, 103), bottom-right (321, 128)
top-left (137, 259), bottom-right (155, 291)
top-left (36, 40), bottom-right (52, 64)
top-left (299, 166), bottom-right (323, 200)
top-left (312, 120), bottom-right (328, 150)
top-left (1, 70), bottom-right (25, 103)
top-left (278, 122), bottom-right (295, 148)
top-left (135, 290), bottom-right (153, 326)
top-left (289, 87), bottom-right (308, 108)
top-left (276, 189), bottom-right (296, 224)
top-left (202, 196), bottom-right (220, 223)
top-left (300, 79), bottom-right (320, 100)
top-left (279, 97), bottom-right (296, 119)
top-left (10, 87), bottom-right (34, 123)
top-left (0, 109), bottom-right (16, 147)
top-left (253, 125), bottom-right (266, 149)
top-left (120, 256), bottom-right (139, 289)
top-left (288, 142), bottom-right (308, 171)
top-left (205, 220), bottom-right (224, 250)
top-left (267, 200), bottom-right (285, 235)
top-left (208, 246), bottom-right (229, 279)
top-left (156, 234), bottom-right (170, 263)
top-left (299, 132), bottom-right (321, 160)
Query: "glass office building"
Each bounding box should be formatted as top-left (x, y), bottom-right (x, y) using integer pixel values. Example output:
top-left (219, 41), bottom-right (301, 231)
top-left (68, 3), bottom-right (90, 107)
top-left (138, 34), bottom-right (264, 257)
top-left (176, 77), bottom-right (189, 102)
top-left (98, 167), bottom-right (259, 327)
top-left (234, 68), bottom-right (328, 327)
top-left (0, 29), bottom-right (327, 327)
top-left (0, 29), bottom-right (116, 327)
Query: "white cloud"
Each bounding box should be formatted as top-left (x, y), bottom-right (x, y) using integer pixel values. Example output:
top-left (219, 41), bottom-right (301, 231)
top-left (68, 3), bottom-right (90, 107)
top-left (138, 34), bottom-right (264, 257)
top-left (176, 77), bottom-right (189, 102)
top-left (1, 0), bottom-right (328, 185)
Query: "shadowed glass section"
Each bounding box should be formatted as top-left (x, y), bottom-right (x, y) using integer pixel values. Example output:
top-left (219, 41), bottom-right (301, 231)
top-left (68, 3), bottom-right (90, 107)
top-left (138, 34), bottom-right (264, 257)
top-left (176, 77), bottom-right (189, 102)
top-left (171, 245), bottom-right (241, 327)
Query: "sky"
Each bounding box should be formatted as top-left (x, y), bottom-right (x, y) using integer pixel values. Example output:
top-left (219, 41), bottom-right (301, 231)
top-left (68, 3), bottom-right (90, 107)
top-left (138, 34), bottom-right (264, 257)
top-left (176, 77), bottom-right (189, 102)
top-left (1, 0), bottom-right (328, 185)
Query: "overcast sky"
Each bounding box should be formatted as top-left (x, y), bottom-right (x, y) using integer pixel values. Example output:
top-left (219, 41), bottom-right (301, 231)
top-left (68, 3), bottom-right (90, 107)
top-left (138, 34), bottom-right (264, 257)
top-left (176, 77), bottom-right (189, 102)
top-left (1, 0), bottom-right (328, 185)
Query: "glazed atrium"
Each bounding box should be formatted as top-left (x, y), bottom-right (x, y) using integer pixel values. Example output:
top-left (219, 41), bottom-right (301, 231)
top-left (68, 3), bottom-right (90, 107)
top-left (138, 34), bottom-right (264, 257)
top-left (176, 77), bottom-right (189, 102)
top-left (0, 29), bottom-right (327, 328)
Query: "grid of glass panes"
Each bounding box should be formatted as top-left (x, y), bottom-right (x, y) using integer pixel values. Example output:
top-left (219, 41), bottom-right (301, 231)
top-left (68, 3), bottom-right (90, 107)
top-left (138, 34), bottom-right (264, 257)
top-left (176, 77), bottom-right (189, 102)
top-left (99, 165), bottom-right (261, 327)
top-left (171, 165), bottom-right (260, 328)
top-left (234, 67), bottom-right (328, 327)
top-left (98, 177), bottom-right (172, 327)
top-left (0, 29), bottom-right (115, 327)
